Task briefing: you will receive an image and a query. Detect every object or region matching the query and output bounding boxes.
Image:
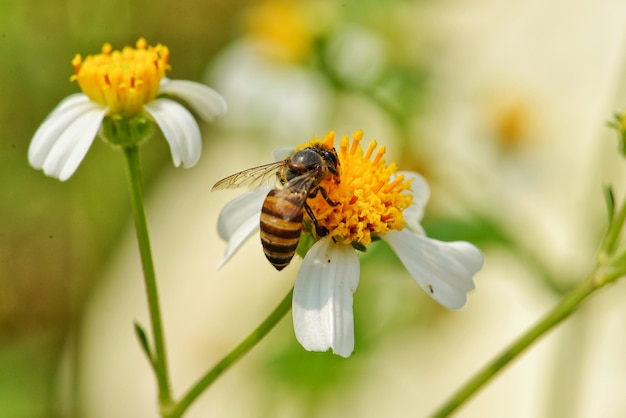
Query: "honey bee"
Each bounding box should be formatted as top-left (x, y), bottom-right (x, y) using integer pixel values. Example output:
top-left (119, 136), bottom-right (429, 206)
top-left (212, 144), bottom-right (341, 270)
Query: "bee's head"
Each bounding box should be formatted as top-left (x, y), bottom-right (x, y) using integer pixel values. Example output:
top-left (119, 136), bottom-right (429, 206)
top-left (286, 145), bottom-right (340, 184)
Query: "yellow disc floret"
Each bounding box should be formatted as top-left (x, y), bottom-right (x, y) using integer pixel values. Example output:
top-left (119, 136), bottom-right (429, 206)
top-left (305, 130), bottom-right (413, 245)
top-left (70, 38), bottom-right (170, 116)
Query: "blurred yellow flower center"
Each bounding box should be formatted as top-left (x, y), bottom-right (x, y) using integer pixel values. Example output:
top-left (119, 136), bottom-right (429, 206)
top-left (245, 0), bottom-right (314, 62)
top-left (303, 130), bottom-right (413, 245)
top-left (71, 38), bottom-right (170, 116)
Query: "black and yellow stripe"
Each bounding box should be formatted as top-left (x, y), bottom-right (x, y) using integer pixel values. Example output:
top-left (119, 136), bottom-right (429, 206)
top-left (260, 190), bottom-right (305, 270)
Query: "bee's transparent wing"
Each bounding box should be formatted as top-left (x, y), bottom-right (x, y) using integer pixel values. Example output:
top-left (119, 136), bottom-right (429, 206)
top-left (212, 161), bottom-right (287, 191)
top-left (283, 169), bottom-right (318, 195)
top-left (270, 171), bottom-right (319, 219)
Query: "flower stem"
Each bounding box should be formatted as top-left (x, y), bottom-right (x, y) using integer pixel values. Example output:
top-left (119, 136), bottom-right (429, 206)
top-left (122, 145), bottom-right (172, 410)
top-left (166, 288), bottom-right (294, 418)
top-left (429, 266), bottom-right (625, 418)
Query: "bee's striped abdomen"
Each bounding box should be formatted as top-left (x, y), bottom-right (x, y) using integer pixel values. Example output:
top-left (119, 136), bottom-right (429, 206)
top-left (260, 190), bottom-right (305, 270)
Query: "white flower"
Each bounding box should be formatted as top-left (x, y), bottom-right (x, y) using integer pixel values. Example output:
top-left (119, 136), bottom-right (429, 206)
top-left (28, 39), bottom-right (227, 181)
top-left (216, 131), bottom-right (483, 357)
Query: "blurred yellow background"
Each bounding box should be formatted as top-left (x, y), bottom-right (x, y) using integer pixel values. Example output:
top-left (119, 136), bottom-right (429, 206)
top-left (3, 0), bottom-right (626, 417)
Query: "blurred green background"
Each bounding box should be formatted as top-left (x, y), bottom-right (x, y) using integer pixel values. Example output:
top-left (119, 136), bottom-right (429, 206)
top-left (0, 0), bottom-right (247, 416)
top-left (3, 0), bottom-right (626, 417)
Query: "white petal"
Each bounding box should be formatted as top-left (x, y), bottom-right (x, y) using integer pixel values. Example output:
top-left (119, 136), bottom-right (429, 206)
top-left (47, 93), bottom-right (98, 120)
top-left (382, 230), bottom-right (483, 310)
top-left (216, 188), bottom-right (269, 269)
top-left (29, 94), bottom-right (103, 169)
top-left (53, 113), bottom-right (106, 181)
top-left (293, 237), bottom-right (360, 358)
top-left (33, 99), bottom-right (106, 181)
top-left (398, 170), bottom-right (430, 233)
top-left (159, 78), bottom-right (227, 122)
top-left (144, 98), bottom-right (202, 167)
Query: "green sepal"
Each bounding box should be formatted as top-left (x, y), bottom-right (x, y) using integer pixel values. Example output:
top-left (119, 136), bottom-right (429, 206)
top-left (351, 241), bottom-right (367, 252)
top-left (101, 114), bottom-right (154, 148)
top-left (296, 219), bottom-right (372, 257)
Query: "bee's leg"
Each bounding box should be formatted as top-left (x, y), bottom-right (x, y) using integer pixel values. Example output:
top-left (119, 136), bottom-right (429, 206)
top-left (277, 170), bottom-right (287, 186)
top-left (308, 186), bottom-right (338, 206)
top-left (304, 203), bottom-right (329, 237)
top-left (319, 187), bottom-right (338, 206)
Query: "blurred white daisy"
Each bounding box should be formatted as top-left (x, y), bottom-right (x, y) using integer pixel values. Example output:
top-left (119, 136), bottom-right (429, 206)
top-left (28, 37), bottom-right (227, 181)
top-left (216, 130), bottom-right (483, 357)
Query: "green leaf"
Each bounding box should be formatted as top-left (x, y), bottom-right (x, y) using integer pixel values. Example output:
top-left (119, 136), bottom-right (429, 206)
top-left (604, 184), bottom-right (616, 223)
top-left (607, 113), bottom-right (626, 157)
top-left (134, 321), bottom-right (156, 370)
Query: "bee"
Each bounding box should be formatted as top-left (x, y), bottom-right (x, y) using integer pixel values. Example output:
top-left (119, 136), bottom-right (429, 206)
top-left (212, 144), bottom-right (341, 270)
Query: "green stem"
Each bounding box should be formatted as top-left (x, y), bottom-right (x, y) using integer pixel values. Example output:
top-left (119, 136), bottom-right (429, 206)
top-left (122, 145), bottom-right (172, 410)
top-left (166, 288), bottom-right (294, 418)
top-left (429, 266), bottom-right (625, 418)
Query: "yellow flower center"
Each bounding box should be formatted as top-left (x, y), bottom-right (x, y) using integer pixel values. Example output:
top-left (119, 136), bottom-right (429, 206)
top-left (304, 130), bottom-right (413, 245)
top-left (70, 38), bottom-right (170, 116)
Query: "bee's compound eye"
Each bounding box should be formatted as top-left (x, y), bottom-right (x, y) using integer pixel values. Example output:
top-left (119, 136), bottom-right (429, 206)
top-left (327, 150), bottom-right (338, 165)
top-left (320, 149), bottom-right (339, 175)
top-left (292, 148), bottom-right (322, 169)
